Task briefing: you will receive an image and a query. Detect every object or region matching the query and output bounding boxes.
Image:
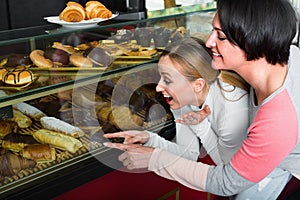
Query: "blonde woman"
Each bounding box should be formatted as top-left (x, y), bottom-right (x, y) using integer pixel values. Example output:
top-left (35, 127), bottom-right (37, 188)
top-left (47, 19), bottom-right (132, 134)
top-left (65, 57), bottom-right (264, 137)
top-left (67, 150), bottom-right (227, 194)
top-left (105, 37), bottom-right (249, 165)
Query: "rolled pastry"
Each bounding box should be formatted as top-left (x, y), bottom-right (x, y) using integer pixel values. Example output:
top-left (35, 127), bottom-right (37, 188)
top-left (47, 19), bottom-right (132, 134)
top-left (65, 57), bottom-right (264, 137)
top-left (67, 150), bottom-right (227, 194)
top-left (12, 109), bottom-right (32, 129)
top-left (40, 116), bottom-right (84, 138)
top-left (33, 129), bottom-right (82, 154)
top-left (21, 144), bottom-right (56, 163)
top-left (13, 102), bottom-right (46, 121)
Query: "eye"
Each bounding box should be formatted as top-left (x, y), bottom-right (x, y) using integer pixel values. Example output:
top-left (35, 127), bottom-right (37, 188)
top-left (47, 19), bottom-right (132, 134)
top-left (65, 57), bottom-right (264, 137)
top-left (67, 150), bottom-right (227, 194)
top-left (218, 36), bottom-right (227, 41)
top-left (217, 32), bottom-right (227, 41)
top-left (163, 78), bottom-right (171, 85)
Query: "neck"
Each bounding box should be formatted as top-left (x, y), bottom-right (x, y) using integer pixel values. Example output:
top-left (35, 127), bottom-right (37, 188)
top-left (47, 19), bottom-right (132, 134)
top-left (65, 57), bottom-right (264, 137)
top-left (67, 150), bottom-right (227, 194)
top-left (236, 59), bottom-right (287, 105)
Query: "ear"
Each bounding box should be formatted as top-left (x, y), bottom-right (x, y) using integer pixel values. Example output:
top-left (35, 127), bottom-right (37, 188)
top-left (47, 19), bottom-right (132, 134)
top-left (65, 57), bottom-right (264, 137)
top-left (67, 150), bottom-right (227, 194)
top-left (192, 78), bottom-right (206, 93)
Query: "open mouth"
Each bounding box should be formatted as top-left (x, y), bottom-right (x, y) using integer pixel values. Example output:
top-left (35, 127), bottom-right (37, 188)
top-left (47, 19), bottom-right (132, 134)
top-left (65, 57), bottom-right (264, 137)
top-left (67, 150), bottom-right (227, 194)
top-left (164, 95), bottom-right (173, 104)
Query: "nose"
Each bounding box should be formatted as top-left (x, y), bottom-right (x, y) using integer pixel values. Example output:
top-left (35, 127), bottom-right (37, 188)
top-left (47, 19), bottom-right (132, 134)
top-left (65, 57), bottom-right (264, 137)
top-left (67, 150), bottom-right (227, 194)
top-left (156, 80), bottom-right (164, 93)
top-left (205, 33), bottom-right (216, 48)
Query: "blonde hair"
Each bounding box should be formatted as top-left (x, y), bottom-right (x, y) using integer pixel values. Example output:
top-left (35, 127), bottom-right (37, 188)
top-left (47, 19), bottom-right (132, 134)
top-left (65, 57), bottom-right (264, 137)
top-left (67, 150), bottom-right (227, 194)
top-left (161, 37), bottom-right (249, 100)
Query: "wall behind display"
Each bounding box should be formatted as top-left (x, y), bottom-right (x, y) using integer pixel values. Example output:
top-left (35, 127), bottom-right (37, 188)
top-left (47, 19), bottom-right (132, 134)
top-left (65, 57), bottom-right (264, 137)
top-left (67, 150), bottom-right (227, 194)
top-left (8, 0), bottom-right (68, 29)
top-left (0, 1), bottom-right (9, 30)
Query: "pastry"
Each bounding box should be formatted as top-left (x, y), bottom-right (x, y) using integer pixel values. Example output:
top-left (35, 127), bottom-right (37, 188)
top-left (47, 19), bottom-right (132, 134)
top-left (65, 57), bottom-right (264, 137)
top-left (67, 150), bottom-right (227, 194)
top-left (1, 53), bottom-right (32, 68)
top-left (2, 133), bottom-right (38, 152)
top-left (69, 53), bottom-right (93, 68)
top-left (52, 42), bottom-right (78, 55)
top-left (13, 102), bottom-right (46, 121)
top-left (97, 103), bottom-right (112, 122)
top-left (85, 1), bottom-right (112, 19)
top-left (109, 106), bottom-right (144, 130)
top-left (33, 129), bottom-right (83, 154)
top-left (44, 48), bottom-right (70, 67)
top-left (123, 48), bottom-right (157, 57)
top-left (40, 116), bottom-right (84, 138)
top-left (85, 47), bottom-right (113, 67)
top-left (21, 144), bottom-right (56, 163)
top-left (30, 49), bottom-right (53, 68)
top-left (0, 120), bottom-right (18, 139)
top-left (0, 152), bottom-right (36, 177)
top-left (2, 66), bottom-right (35, 86)
top-left (59, 1), bottom-right (86, 22)
top-left (12, 109), bottom-right (32, 129)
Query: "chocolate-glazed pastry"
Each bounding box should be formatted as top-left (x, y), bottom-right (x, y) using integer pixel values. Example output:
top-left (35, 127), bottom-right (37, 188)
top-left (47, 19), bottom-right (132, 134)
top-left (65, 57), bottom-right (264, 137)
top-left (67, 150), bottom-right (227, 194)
top-left (44, 48), bottom-right (70, 66)
top-left (3, 53), bottom-right (32, 68)
top-left (85, 47), bottom-right (113, 67)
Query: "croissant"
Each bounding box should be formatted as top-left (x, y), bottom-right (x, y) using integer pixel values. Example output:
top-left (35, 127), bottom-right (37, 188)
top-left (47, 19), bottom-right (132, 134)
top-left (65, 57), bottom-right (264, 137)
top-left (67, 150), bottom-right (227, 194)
top-left (0, 152), bottom-right (36, 177)
top-left (0, 120), bottom-right (18, 139)
top-left (59, 1), bottom-right (86, 22)
top-left (85, 1), bottom-right (112, 19)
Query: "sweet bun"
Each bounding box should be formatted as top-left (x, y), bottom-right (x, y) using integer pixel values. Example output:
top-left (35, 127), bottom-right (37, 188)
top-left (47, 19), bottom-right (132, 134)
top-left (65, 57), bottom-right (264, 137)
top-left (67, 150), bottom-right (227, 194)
top-left (44, 48), bottom-right (70, 66)
top-left (85, 1), bottom-right (112, 19)
top-left (85, 47), bottom-right (112, 66)
top-left (59, 1), bottom-right (86, 22)
top-left (3, 54), bottom-right (32, 68)
top-left (2, 67), bottom-right (35, 86)
top-left (30, 50), bottom-right (53, 68)
top-left (69, 53), bottom-right (93, 68)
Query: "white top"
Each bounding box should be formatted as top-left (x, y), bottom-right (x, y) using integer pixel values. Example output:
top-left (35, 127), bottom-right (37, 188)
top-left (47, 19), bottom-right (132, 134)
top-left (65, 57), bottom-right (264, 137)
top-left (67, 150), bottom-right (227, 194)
top-left (145, 79), bottom-right (249, 164)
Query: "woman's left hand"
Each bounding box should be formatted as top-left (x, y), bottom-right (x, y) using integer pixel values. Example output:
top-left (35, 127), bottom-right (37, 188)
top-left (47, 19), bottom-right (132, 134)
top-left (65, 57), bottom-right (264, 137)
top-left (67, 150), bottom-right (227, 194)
top-left (177, 105), bottom-right (211, 125)
top-left (103, 142), bottom-right (154, 170)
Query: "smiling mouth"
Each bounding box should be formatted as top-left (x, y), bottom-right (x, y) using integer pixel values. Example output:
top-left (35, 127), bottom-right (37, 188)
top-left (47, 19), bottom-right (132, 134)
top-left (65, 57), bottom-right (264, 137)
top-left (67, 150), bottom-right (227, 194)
top-left (164, 95), bottom-right (173, 104)
top-left (212, 52), bottom-right (222, 57)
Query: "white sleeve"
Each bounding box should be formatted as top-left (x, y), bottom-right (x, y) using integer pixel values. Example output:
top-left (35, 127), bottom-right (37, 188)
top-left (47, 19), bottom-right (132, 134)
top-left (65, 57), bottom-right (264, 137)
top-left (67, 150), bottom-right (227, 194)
top-left (144, 130), bottom-right (200, 161)
top-left (189, 118), bottom-right (222, 164)
top-left (148, 148), bottom-right (210, 191)
top-left (144, 106), bottom-right (201, 161)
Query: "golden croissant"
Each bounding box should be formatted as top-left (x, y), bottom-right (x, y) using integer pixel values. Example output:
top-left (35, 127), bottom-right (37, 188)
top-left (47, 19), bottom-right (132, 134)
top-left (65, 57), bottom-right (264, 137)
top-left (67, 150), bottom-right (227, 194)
top-left (59, 1), bottom-right (86, 22)
top-left (85, 1), bottom-right (112, 19)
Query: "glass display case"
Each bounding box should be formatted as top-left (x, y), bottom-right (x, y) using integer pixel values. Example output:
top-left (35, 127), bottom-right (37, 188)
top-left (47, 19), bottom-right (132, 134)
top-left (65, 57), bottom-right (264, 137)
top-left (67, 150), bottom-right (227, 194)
top-left (0, 7), bottom-right (216, 199)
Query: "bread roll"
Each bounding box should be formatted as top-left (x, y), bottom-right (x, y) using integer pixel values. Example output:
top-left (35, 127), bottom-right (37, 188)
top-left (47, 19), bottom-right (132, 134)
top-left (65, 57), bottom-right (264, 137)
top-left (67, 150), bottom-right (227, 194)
top-left (33, 129), bottom-right (82, 154)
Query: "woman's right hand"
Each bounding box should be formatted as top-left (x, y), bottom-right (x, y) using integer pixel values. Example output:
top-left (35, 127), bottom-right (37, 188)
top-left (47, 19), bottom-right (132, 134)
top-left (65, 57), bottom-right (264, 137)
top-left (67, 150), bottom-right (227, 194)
top-left (103, 130), bottom-right (150, 145)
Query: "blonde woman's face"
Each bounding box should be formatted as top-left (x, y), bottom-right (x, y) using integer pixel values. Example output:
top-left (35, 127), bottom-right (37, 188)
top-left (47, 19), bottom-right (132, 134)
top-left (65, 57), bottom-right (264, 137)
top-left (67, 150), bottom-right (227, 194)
top-left (156, 56), bottom-right (199, 110)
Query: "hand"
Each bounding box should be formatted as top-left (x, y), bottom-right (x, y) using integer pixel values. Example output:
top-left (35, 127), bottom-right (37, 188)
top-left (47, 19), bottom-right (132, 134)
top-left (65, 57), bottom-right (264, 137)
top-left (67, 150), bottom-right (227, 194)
top-left (176, 105), bottom-right (211, 125)
top-left (103, 142), bottom-right (154, 169)
top-left (104, 130), bottom-right (150, 144)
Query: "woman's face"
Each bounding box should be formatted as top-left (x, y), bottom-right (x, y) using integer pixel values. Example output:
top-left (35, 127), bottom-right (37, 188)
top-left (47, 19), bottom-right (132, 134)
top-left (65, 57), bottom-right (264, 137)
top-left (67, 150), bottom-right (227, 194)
top-left (206, 13), bottom-right (247, 72)
top-left (156, 56), bottom-right (198, 110)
